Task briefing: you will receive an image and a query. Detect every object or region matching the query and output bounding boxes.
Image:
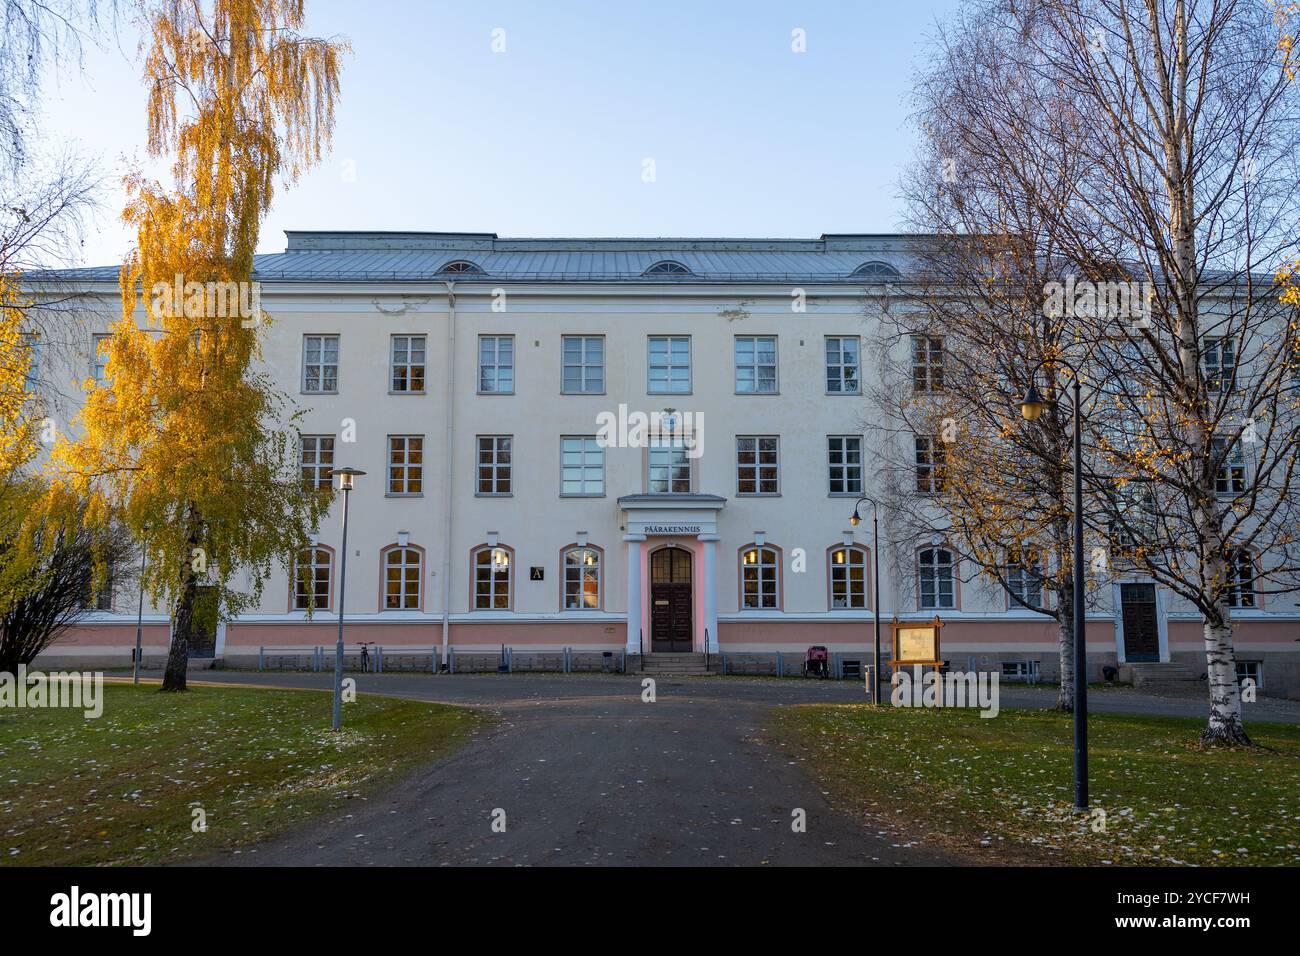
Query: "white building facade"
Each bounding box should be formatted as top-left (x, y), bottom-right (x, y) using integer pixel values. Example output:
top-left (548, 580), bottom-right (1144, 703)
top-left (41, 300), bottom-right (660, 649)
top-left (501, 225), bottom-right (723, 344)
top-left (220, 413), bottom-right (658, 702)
top-left (38, 231), bottom-right (1300, 694)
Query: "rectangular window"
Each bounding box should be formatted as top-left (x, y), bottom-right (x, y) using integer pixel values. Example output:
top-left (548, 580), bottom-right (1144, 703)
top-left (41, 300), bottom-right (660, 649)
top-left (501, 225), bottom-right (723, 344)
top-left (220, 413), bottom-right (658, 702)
top-left (294, 548), bottom-right (331, 612)
top-left (561, 335), bottom-right (604, 394)
top-left (649, 438), bottom-right (692, 493)
top-left (300, 435), bottom-right (336, 490)
top-left (736, 436), bottom-right (779, 495)
top-left (387, 435), bottom-right (424, 495)
top-left (1204, 337), bottom-right (1236, 394)
top-left (648, 335), bottom-right (691, 393)
top-left (1235, 660), bottom-right (1262, 690)
top-left (477, 435), bottom-right (513, 495)
top-left (561, 436), bottom-right (604, 495)
top-left (22, 333), bottom-right (40, 391)
top-left (912, 335), bottom-right (945, 392)
top-left (915, 436), bottom-right (946, 494)
top-left (478, 335), bottom-right (515, 393)
top-left (1006, 550), bottom-right (1043, 608)
top-left (1212, 437), bottom-right (1246, 495)
top-left (827, 436), bottom-right (863, 495)
top-left (390, 335), bottom-right (426, 393)
top-left (825, 336), bottom-right (860, 394)
top-left (1226, 549), bottom-right (1256, 608)
top-left (91, 333), bottom-right (111, 386)
top-left (302, 334), bottom-right (339, 393)
top-left (734, 335), bottom-right (778, 393)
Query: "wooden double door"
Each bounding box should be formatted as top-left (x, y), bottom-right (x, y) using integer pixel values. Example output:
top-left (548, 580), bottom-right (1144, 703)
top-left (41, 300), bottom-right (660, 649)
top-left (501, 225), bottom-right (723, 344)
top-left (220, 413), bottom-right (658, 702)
top-left (650, 547), bottom-right (694, 653)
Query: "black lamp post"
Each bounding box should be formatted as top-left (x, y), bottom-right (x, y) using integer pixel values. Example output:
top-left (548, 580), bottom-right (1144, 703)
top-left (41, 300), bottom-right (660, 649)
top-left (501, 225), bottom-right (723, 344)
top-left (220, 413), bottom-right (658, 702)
top-left (328, 466), bottom-right (365, 731)
top-left (848, 496), bottom-right (883, 706)
top-left (1020, 360), bottom-right (1088, 811)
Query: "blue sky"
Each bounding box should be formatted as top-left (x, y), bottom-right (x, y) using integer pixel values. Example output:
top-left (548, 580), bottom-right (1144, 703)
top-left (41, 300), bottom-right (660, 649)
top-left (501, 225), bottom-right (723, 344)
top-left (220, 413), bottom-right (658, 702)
top-left (40, 0), bottom-right (961, 267)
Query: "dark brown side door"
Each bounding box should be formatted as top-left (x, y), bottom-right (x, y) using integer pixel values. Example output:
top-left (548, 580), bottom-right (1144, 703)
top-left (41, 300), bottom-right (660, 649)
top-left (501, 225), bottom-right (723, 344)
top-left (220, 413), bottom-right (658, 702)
top-left (650, 547), bottom-right (693, 653)
top-left (1120, 583), bottom-right (1159, 663)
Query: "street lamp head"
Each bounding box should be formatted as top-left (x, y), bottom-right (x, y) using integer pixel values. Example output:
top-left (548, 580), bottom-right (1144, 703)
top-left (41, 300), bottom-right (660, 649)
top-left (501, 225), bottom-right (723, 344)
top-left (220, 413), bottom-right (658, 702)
top-left (329, 466), bottom-right (366, 491)
top-left (849, 508), bottom-right (861, 527)
top-left (1019, 383), bottom-right (1047, 422)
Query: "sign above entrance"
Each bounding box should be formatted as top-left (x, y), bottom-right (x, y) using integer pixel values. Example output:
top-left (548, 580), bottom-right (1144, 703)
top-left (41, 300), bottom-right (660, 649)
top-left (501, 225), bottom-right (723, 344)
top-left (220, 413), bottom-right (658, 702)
top-left (644, 524), bottom-right (702, 535)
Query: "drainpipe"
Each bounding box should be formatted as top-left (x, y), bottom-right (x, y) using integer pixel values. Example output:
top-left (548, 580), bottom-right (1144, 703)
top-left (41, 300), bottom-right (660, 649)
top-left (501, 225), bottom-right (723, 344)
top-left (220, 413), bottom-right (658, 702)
top-left (440, 281), bottom-right (457, 667)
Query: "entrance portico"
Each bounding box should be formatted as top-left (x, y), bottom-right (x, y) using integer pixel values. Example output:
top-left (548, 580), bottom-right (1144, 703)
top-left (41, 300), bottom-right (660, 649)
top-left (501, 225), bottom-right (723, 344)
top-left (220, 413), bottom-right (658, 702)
top-left (619, 494), bottom-right (725, 655)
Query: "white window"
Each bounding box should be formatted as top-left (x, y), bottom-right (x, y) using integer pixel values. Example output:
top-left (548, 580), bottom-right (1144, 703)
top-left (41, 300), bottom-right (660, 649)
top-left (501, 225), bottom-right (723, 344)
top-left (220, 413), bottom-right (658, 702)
top-left (830, 546), bottom-right (868, 609)
top-left (1235, 660), bottom-right (1262, 690)
top-left (736, 436), bottom-right (779, 495)
top-left (562, 336), bottom-right (604, 394)
top-left (919, 547), bottom-right (955, 609)
top-left (741, 545), bottom-right (780, 609)
top-left (383, 546), bottom-right (422, 610)
top-left (300, 435), bottom-right (335, 490)
top-left (735, 335), bottom-right (778, 393)
top-left (563, 547), bottom-right (601, 610)
top-left (561, 436), bottom-right (604, 495)
top-left (648, 336), bottom-right (691, 393)
top-left (912, 335), bottom-right (945, 392)
top-left (1204, 337), bottom-right (1235, 394)
top-left (915, 435), bottom-right (946, 494)
top-left (1225, 549), bottom-right (1256, 608)
top-left (828, 436), bottom-right (863, 495)
top-left (302, 334), bottom-right (339, 393)
top-left (22, 333), bottom-right (40, 391)
top-left (390, 335), bottom-right (426, 393)
top-left (1212, 437), bottom-right (1246, 495)
top-left (91, 333), bottom-right (112, 386)
top-left (293, 547), bottom-right (332, 611)
top-left (649, 437), bottom-right (691, 493)
top-left (473, 546), bottom-right (512, 610)
top-left (477, 435), bottom-right (512, 495)
top-left (387, 435), bottom-right (424, 495)
top-left (478, 335), bottom-right (514, 393)
top-left (1006, 550), bottom-right (1043, 608)
top-left (1001, 660), bottom-right (1040, 682)
top-left (825, 336), bottom-right (860, 394)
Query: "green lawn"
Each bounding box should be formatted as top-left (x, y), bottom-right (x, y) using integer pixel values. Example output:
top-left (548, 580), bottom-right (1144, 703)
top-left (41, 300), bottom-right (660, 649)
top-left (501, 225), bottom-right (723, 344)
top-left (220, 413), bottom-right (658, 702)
top-left (0, 682), bottom-right (487, 866)
top-left (771, 704), bottom-right (1300, 866)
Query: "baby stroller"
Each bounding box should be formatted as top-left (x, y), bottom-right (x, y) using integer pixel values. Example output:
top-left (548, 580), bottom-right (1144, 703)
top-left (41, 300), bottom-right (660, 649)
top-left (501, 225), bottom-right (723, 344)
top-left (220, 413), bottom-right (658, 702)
top-left (802, 645), bottom-right (830, 679)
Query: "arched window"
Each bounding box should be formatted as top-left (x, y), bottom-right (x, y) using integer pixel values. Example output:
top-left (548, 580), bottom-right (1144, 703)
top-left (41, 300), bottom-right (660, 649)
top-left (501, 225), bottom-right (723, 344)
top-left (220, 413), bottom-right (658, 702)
top-left (1225, 548), bottom-right (1256, 608)
top-left (293, 546), bottom-right (333, 612)
top-left (382, 546), bottom-right (422, 610)
top-left (829, 545), bottom-right (869, 609)
top-left (918, 547), bottom-right (955, 609)
top-left (643, 260), bottom-right (693, 276)
top-left (438, 259), bottom-right (485, 275)
top-left (851, 260), bottom-right (901, 280)
top-left (563, 546), bottom-right (601, 610)
top-left (740, 545), bottom-right (780, 610)
top-left (472, 544), bottom-right (513, 610)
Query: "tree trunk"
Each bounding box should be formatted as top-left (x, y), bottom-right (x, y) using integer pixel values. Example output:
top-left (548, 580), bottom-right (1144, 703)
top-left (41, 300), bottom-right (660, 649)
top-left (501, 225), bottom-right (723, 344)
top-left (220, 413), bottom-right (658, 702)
top-left (160, 513), bottom-right (203, 692)
top-left (1202, 614), bottom-right (1250, 746)
top-left (1055, 612), bottom-right (1075, 712)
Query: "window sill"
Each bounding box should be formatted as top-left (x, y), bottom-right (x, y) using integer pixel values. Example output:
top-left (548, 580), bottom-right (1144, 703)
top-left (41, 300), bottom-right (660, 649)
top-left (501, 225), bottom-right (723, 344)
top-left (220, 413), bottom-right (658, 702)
top-left (387, 390), bottom-right (427, 396)
top-left (385, 493), bottom-right (425, 498)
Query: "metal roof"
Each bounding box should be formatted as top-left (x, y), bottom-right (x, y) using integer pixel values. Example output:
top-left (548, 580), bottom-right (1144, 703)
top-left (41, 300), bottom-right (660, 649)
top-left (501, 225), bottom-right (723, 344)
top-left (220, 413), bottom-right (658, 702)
top-left (38, 232), bottom-right (924, 285)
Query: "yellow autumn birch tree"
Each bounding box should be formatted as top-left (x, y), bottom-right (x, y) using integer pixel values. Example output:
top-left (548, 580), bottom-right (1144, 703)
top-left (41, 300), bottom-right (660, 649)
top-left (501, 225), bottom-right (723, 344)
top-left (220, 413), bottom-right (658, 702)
top-left (52, 0), bottom-right (345, 690)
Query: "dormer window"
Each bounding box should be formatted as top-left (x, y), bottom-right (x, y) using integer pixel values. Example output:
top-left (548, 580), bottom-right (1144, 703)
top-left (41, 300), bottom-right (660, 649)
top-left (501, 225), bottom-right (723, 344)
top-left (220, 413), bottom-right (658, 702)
top-left (851, 260), bottom-right (901, 280)
top-left (439, 260), bottom-right (485, 275)
top-left (643, 260), bottom-right (693, 276)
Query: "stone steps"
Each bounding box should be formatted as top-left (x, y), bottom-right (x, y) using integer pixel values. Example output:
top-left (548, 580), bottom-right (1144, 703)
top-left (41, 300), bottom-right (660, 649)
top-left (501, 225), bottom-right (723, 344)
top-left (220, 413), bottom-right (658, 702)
top-left (639, 653), bottom-right (714, 676)
top-left (1127, 662), bottom-right (1204, 695)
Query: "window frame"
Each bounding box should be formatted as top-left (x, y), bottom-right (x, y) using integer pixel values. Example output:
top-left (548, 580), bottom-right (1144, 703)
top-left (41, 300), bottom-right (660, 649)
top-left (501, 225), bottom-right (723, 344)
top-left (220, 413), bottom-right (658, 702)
top-left (471, 543), bottom-right (514, 611)
top-left (912, 335), bottom-right (945, 393)
top-left (560, 435), bottom-right (605, 497)
top-left (389, 334), bottom-right (427, 394)
top-left (647, 435), bottom-right (693, 494)
top-left (291, 545), bottom-right (334, 613)
top-left (918, 547), bottom-right (956, 610)
top-left (647, 335), bottom-right (692, 394)
top-left (560, 335), bottom-right (606, 395)
top-left (386, 434), bottom-right (425, 497)
top-left (561, 545), bottom-right (603, 611)
top-left (739, 544), bottom-right (782, 611)
top-left (828, 545), bottom-right (870, 610)
top-left (299, 434), bottom-right (336, 491)
top-left (476, 434), bottom-right (514, 496)
top-left (477, 334), bottom-right (515, 395)
top-left (1204, 336), bottom-right (1236, 394)
top-left (733, 335), bottom-right (779, 394)
top-left (827, 435), bottom-right (864, 496)
top-left (302, 333), bottom-right (340, 394)
top-left (380, 544), bottom-right (424, 611)
top-left (915, 435), bottom-right (946, 495)
top-left (736, 435), bottom-right (780, 496)
top-left (825, 335), bottom-right (861, 395)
